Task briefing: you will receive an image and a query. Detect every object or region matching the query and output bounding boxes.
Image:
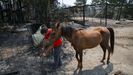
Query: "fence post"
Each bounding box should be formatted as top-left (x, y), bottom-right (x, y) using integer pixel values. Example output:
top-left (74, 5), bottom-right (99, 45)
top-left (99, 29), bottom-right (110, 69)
top-left (105, 2), bottom-right (108, 27)
top-left (83, 0), bottom-right (86, 26)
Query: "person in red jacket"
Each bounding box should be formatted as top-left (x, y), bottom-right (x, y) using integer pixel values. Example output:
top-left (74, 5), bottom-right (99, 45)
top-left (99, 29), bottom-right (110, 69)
top-left (40, 26), bottom-right (62, 69)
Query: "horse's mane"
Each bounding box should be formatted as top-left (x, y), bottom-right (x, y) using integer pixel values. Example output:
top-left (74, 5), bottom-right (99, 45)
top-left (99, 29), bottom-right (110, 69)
top-left (61, 24), bottom-right (86, 38)
top-left (61, 26), bottom-right (76, 38)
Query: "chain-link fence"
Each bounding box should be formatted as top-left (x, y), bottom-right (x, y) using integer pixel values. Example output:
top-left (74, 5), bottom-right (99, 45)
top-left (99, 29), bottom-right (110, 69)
top-left (61, 3), bottom-right (133, 26)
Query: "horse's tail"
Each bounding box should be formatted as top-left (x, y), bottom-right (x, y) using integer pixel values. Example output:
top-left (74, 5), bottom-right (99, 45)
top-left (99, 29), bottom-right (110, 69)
top-left (107, 28), bottom-right (114, 54)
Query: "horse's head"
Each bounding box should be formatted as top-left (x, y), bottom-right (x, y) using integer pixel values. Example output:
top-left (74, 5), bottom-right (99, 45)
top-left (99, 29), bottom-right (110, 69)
top-left (51, 22), bottom-right (79, 42)
top-left (50, 22), bottom-right (80, 43)
top-left (50, 22), bottom-right (62, 43)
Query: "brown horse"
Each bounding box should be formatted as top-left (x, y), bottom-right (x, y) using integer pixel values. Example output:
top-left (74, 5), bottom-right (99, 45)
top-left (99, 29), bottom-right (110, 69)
top-left (50, 22), bottom-right (114, 69)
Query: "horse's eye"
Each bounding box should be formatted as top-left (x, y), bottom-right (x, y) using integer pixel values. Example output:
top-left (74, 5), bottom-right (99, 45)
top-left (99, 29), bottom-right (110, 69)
top-left (52, 32), bottom-right (56, 35)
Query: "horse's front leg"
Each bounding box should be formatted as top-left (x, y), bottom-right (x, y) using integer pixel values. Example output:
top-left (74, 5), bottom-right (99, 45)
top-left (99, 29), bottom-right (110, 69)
top-left (79, 51), bottom-right (83, 69)
top-left (75, 51), bottom-right (80, 68)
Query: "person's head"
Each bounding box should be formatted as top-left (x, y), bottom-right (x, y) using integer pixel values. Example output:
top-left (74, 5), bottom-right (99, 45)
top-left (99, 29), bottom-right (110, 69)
top-left (40, 26), bottom-right (48, 35)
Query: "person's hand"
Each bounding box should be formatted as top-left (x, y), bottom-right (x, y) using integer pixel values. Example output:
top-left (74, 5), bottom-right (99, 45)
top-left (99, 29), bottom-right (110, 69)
top-left (45, 40), bottom-right (50, 44)
top-left (42, 52), bottom-right (47, 57)
top-left (40, 50), bottom-right (48, 57)
top-left (40, 45), bottom-right (53, 57)
top-left (42, 52), bottom-right (48, 57)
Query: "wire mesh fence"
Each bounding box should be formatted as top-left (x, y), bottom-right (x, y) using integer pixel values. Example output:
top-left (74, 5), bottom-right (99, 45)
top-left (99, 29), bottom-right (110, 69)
top-left (61, 3), bottom-right (133, 26)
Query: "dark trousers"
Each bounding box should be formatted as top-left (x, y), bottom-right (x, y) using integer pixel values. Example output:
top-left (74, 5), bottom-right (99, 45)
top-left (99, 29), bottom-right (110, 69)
top-left (53, 46), bottom-right (62, 69)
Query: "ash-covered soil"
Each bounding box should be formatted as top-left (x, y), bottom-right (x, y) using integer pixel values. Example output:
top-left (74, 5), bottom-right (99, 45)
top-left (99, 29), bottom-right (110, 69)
top-left (0, 22), bottom-right (133, 75)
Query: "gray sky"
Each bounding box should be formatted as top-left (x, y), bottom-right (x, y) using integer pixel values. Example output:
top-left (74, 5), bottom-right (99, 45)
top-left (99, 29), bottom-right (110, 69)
top-left (58, 0), bottom-right (92, 6)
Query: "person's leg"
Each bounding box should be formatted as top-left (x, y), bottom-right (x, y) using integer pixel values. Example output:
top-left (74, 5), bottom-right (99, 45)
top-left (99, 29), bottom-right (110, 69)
top-left (57, 46), bottom-right (62, 66)
top-left (58, 50), bottom-right (62, 66)
top-left (53, 46), bottom-right (62, 69)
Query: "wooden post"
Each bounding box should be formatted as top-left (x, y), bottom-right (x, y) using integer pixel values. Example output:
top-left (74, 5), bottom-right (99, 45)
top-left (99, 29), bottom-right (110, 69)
top-left (105, 1), bottom-right (107, 27)
top-left (118, 0), bottom-right (124, 20)
top-left (83, 0), bottom-right (86, 26)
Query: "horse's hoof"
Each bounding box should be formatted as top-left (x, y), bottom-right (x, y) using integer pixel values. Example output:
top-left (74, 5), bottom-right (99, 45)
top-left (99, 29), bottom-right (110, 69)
top-left (100, 60), bottom-right (103, 63)
top-left (107, 61), bottom-right (110, 64)
top-left (80, 66), bottom-right (83, 70)
top-left (77, 65), bottom-right (80, 69)
top-left (79, 65), bottom-right (83, 69)
top-left (79, 67), bottom-right (82, 71)
top-left (100, 60), bottom-right (105, 64)
top-left (77, 64), bottom-right (83, 69)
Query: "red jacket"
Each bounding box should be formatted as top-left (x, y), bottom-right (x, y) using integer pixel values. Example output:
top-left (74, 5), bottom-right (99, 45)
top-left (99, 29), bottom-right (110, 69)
top-left (44, 28), bottom-right (62, 47)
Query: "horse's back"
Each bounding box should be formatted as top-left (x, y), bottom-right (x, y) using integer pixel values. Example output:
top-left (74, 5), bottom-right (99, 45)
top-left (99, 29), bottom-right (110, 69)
top-left (86, 27), bottom-right (111, 45)
top-left (86, 27), bottom-right (106, 31)
top-left (72, 27), bottom-right (110, 50)
top-left (72, 27), bottom-right (103, 49)
top-left (85, 27), bottom-right (110, 36)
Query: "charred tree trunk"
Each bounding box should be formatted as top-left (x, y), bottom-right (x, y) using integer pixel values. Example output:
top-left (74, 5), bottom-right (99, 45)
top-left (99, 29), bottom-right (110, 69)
top-left (117, 0), bottom-right (125, 20)
top-left (17, 0), bottom-right (24, 23)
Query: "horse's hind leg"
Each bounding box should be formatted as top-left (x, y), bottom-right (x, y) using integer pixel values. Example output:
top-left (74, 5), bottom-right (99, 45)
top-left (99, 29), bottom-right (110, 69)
top-left (100, 43), bottom-right (107, 64)
top-left (107, 46), bottom-right (111, 64)
top-left (75, 50), bottom-right (83, 69)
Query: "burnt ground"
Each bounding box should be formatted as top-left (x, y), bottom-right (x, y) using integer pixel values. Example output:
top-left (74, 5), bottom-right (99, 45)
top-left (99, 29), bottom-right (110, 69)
top-left (0, 22), bottom-right (133, 75)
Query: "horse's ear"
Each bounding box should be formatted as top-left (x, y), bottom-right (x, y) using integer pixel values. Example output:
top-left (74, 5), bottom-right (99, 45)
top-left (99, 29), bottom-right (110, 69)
top-left (55, 22), bottom-right (60, 29)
